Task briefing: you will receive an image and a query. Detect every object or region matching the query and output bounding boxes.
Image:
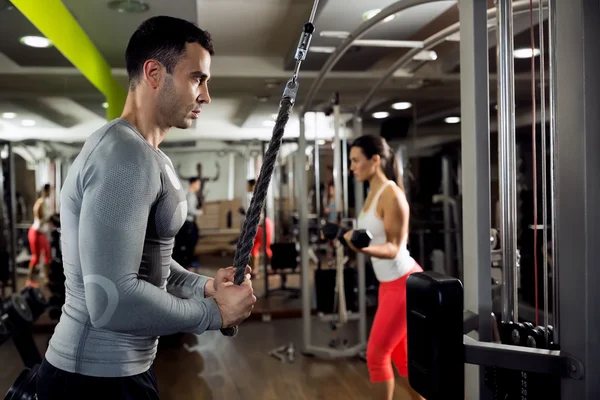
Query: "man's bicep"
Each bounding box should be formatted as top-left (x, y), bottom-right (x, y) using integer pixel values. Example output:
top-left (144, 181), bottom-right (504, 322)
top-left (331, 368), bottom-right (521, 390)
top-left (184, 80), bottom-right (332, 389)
top-left (78, 163), bottom-right (155, 317)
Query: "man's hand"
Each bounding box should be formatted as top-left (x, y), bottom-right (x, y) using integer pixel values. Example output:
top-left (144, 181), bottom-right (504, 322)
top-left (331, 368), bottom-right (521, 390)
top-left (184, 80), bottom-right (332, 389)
top-left (204, 265), bottom-right (252, 298)
top-left (213, 268), bottom-right (256, 328)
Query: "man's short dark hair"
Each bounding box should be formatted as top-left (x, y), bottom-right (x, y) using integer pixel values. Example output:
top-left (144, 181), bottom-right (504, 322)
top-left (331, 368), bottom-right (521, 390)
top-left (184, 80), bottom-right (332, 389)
top-left (247, 179), bottom-right (256, 187)
top-left (189, 177), bottom-right (200, 185)
top-left (125, 16), bottom-right (214, 88)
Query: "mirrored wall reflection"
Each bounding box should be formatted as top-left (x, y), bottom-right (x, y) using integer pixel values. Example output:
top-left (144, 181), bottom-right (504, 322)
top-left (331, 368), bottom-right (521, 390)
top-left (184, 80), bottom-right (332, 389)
top-left (0, 3), bottom-right (102, 297)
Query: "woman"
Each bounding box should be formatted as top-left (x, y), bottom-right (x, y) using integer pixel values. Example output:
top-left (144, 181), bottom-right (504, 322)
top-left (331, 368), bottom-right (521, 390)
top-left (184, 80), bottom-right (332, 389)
top-left (343, 135), bottom-right (423, 400)
top-left (324, 182), bottom-right (337, 222)
top-left (26, 183), bottom-right (53, 288)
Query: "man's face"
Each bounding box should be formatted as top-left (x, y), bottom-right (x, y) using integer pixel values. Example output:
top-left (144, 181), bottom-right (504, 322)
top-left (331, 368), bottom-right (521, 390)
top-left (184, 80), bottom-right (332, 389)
top-left (157, 43), bottom-right (212, 129)
top-left (190, 180), bottom-right (201, 193)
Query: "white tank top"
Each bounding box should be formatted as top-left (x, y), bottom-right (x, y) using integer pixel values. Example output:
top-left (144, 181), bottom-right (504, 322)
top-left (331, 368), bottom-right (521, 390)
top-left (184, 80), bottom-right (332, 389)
top-left (357, 180), bottom-right (415, 282)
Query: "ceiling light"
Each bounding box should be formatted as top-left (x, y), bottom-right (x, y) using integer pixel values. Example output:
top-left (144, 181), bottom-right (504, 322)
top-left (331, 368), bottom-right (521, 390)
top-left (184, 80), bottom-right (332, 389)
top-left (20, 36), bottom-right (52, 48)
top-left (362, 9), bottom-right (395, 23)
top-left (514, 48), bottom-right (541, 59)
top-left (102, 102), bottom-right (109, 109)
top-left (263, 120), bottom-right (276, 128)
top-left (444, 116), bottom-right (460, 124)
top-left (372, 111), bottom-right (390, 119)
top-left (353, 39), bottom-right (423, 49)
top-left (21, 119), bottom-right (36, 127)
top-left (391, 102), bottom-right (412, 110)
top-left (1, 112), bottom-right (16, 119)
top-left (413, 50), bottom-right (438, 61)
top-left (320, 31), bottom-right (350, 39)
top-left (309, 46), bottom-right (336, 53)
top-left (107, 0), bottom-right (149, 13)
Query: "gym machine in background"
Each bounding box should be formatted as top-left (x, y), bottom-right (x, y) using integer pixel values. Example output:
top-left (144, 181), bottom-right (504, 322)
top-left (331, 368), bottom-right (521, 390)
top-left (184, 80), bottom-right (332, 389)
top-left (407, 0), bottom-right (599, 399)
top-left (0, 141), bottom-right (18, 296)
top-left (295, 98), bottom-right (369, 360)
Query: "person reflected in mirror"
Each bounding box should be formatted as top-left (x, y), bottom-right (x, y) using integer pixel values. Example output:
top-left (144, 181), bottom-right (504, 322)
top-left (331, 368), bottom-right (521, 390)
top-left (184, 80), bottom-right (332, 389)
top-left (26, 183), bottom-right (53, 288)
top-left (246, 179), bottom-right (273, 279)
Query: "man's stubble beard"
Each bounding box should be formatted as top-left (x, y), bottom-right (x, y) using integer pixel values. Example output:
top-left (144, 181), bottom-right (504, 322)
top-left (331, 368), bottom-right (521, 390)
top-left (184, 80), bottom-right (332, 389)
top-left (157, 75), bottom-right (192, 129)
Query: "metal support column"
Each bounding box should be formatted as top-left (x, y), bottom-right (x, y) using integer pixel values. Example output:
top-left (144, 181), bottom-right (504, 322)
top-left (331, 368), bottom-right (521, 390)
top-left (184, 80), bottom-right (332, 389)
top-left (8, 142), bottom-right (17, 293)
top-left (314, 113), bottom-right (321, 218)
top-left (341, 127), bottom-right (349, 220)
top-left (555, 0), bottom-right (600, 397)
top-left (459, 1), bottom-right (493, 399)
top-left (353, 115), bottom-right (367, 346)
top-left (497, 0), bottom-right (519, 323)
top-left (442, 156), bottom-right (453, 276)
top-left (547, 0), bottom-right (560, 345)
top-left (332, 99), bottom-right (343, 221)
top-left (298, 114), bottom-right (312, 353)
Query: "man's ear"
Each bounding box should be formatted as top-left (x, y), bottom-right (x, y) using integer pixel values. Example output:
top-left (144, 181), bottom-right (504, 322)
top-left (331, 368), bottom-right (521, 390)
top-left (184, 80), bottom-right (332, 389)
top-left (143, 59), bottom-right (162, 89)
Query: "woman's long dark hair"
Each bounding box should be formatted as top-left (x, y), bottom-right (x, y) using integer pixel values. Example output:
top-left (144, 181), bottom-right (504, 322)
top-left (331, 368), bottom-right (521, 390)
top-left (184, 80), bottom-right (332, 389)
top-left (351, 135), bottom-right (405, 191)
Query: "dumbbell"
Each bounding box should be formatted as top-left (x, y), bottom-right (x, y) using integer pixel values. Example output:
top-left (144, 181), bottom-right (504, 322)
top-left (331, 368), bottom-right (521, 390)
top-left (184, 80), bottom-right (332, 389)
top-left (320, 222), bottom-right (372, 249)
top-left (20, 286), bottom-right (48, 321)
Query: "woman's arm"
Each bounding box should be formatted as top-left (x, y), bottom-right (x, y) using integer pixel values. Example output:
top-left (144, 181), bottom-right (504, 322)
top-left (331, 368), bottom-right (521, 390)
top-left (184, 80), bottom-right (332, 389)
top-left (345, 186), bottom-right (408, 259)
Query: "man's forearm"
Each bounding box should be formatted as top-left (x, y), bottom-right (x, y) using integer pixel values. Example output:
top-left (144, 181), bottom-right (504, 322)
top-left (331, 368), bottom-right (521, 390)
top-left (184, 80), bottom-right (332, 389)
top-left (167, 259), bottom-right (213, 299)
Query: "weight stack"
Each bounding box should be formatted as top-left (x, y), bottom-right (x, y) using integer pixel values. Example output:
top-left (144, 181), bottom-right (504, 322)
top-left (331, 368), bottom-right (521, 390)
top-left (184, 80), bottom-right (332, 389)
top-left (486, 322), bottom-right (560, 399)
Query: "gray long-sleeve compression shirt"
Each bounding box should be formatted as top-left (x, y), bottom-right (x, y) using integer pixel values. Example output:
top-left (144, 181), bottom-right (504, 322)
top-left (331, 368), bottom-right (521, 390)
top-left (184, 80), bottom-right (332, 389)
top-left (45, 119), bottom-right (222, 378)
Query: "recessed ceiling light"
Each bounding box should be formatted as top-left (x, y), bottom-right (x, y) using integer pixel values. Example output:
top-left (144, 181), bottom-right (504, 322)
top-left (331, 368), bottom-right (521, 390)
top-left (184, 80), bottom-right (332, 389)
top-left (514, 48), bottom-right (540, 59)
top-left (102, 102), bottom-right (109, 109)
top-left (21, 119), bottom-right (36, 127)
top-left (320, 31), bottom-right (350, 39)
top-left (263, 120), bottom-right (276, 128)
top-left (20, 36), bottom-right (52, 48)
top-left (309, 46), bottom-right (336, 53)
top-left (444, 116), bottom-right (460, 124)
top-left (107, 0), bottom-right (149, 13)
top-left (1, 112), bottom-right (16, 119)
top-left (372, 111), bottom-right (390, 119)
top-left (391, 102), bottom-right (412, 110)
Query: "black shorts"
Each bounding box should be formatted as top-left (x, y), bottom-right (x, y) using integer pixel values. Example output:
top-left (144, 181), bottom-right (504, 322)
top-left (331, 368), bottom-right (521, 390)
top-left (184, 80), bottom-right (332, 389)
top-left (36, 358), bottom-right (159, 400)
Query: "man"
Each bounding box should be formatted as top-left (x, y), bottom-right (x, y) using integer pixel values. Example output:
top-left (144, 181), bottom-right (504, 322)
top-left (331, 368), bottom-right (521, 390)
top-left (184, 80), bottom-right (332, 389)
top-left (36, 16), bottom-right (256, 399)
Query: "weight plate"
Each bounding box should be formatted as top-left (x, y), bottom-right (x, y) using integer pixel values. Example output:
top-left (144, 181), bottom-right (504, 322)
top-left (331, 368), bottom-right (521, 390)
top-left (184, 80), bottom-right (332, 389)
top-left (6, 294), bottom-right (33, 325)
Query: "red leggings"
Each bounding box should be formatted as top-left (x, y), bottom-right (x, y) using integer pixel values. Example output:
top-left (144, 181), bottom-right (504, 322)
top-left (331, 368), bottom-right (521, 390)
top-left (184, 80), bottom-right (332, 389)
top-left (366, 263), bottom-right (423, 382)
top-left (28, 227), bottom-right (51, 267)
top-left (251, 217), bottom-right (273, 258)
